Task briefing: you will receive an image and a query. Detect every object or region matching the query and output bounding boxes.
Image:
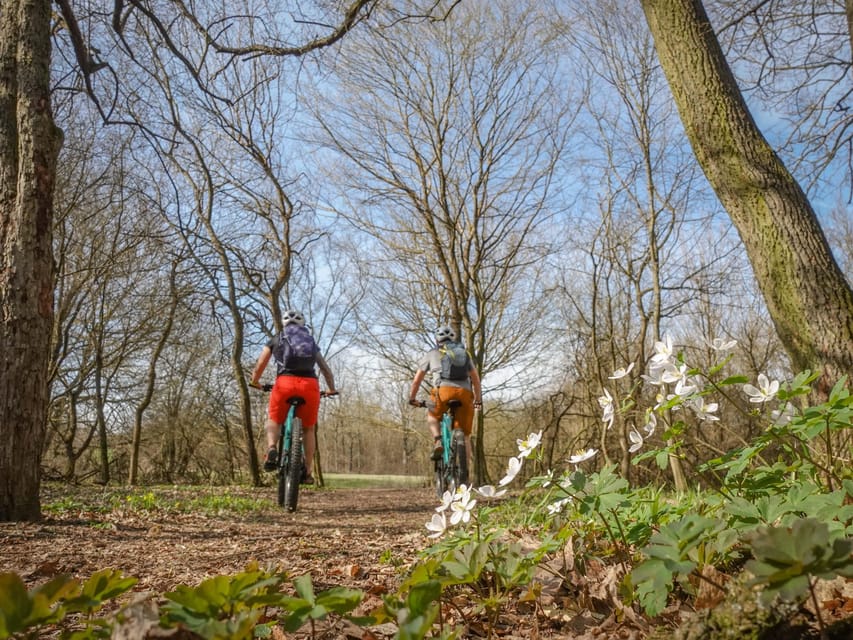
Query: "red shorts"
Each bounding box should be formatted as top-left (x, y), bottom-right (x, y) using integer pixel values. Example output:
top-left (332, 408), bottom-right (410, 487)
top-left (269, 375), bottom-right (320, 427)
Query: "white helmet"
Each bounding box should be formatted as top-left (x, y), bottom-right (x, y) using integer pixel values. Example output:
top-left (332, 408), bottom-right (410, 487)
top-left (283, 309), bottom-right (306, 326)
top-left (435, 325), bottom-right (456, 343)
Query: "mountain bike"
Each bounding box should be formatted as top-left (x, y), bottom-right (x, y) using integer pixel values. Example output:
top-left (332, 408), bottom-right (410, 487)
top-left (259, 384), bottom-right (335, 512)
top-left (415, 399), bottom-right (469, 497)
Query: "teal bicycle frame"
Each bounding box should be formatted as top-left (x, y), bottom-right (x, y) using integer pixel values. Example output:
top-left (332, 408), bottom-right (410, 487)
top-left (432, 399), bottom-right (468, 497)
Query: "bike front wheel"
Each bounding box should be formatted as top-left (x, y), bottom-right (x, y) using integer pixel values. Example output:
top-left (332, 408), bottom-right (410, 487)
top-left (280, 417), bottom-right (304, 512)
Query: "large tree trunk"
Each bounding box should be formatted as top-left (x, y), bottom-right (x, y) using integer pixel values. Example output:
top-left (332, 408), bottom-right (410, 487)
top-left (0, 0), bottom-right (62, 521)
top-left (640, 0), bottom-right (853, 394)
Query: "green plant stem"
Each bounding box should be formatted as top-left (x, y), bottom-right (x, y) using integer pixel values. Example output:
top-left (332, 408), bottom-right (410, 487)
top-left (691, 568), bottom-right (727, 594)
top-left (607, 508), bottom-right (632, 571)
top-left (808, 577), bottom-right (828, 640)
top-left (821, 418), bottom-right (836, 492)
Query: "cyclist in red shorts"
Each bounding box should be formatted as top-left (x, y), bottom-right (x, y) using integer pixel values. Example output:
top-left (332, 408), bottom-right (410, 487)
top-left (249, 309), bottom-right (337, 483)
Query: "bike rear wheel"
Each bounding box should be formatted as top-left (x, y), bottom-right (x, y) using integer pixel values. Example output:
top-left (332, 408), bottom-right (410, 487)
top-left (279, 417), bottom-right (304, 512)
top-left (450, 429), bottom-right (468, 489)
top-left (434, 460), bottom-right (448, 498)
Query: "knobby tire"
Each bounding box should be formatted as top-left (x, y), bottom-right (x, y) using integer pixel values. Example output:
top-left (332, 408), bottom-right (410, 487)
top-left (451, 429), bottom-right (468, 488)
top-left (434, 461), bottom-right (446, 498)
top-left (280, 417), bottom-right (304, 512)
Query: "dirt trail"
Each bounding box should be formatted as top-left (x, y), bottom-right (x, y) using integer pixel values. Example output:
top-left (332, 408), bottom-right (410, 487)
top-left (0, 486), bottom-right (439, 597)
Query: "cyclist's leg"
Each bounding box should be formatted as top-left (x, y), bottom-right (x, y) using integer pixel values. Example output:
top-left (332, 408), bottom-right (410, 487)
top-left (265, 378), bottom-right (290, 469)
top-left (265, 418), bottom-right (281, 454)
top-left (301, 426), bottom-right (316, 480)
top-left (293, 376), bottom-right (321, 479)
top-left (453, 388), bottom-right (475, 474)
top-left (428, 388), bottom-right (448, 456)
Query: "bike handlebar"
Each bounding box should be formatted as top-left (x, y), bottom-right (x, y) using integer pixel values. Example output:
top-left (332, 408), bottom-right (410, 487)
top-left (249, 381), bottom-right (338, 397)
top-left (410, 398), bottom-right (481, 410)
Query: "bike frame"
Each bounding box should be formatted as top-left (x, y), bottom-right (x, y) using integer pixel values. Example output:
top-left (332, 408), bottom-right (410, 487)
top-left (439, 410), bottom-right (454, 466)
top-left (432, 400), bottom-right (468, 495)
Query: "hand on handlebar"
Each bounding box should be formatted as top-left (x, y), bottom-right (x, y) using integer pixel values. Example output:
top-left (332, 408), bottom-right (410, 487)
top-left (322, 390), bottom-right (339, 398)
top-left (409, 398), bottom-right (426, 408)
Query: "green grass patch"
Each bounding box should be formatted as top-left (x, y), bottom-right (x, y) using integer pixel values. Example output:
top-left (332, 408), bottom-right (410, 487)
top-left (41, 483), bottom-right (275, 517)
top-left (321, 473), bottom-right (428, 489)
top-left (40, 477), bottom-right (425, 519)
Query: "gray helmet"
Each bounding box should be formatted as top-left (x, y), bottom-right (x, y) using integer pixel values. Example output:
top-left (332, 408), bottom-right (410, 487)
top-left (282, 309), bottom-right (306, 326)
top-left (435, 325), bottom-right (457, 343)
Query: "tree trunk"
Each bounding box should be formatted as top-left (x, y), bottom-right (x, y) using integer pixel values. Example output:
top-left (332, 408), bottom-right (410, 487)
top-left (0, 0), bottom-right (62, 521)
top-left (640, 0), bottom-right (853, 394)
top-left (94, 348), bottom-right (110, 485)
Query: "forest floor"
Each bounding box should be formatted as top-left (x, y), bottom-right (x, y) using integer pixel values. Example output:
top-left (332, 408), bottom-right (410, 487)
top-left (2, 483), bottom-right (851, 639)
top-left (0, 483), bottom-right (642, 639)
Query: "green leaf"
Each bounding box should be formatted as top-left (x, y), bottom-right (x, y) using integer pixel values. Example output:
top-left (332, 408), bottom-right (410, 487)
top-left (406, 580), bottom-right (441, 616)
top-left (314, 587), bottom-right (363, 615)
top-left (292, 574), bottom-right (315, 603)
top-left (630, 559), bottom-right (672, 617)
top-left (719, 375), bottom-right (749, 385)
top-left (0, 573), bottom-right (33, 634)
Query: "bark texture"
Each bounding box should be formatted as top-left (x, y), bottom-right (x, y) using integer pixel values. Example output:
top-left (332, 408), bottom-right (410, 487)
top-left (640, 0), bottom-right (853, 393)
top-left (0, 0), bottom-right (62, 520)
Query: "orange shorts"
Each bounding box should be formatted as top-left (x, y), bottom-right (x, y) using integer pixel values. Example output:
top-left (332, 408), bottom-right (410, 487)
top-left (269, 375), bottom-right (320, 427)
top-left (429, 386), bottom-right (475, 436)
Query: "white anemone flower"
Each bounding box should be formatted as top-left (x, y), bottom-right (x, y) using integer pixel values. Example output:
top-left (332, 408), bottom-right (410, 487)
top-left (449, 489), bottom-right (477, 525)
top-left (608, 363), bottom-right (635, 379)
top-left (691, 398), bottom-right (719, 421)
top-left (425, 512), bottom-right (447, 538)
top-left (498, 456), bottom-right (522, 486)
top-left (674, 377), bottom-right (698, 397)
top-left (743, 373), bottom-right (780, 403)
top-left (568, 448), bottom-right (598, 465)
top-left (628, 429), bottom-right (643, 453)
top-left (547, 497), bottom-right (572, 515)
top-left (643, 410), bottom-right (657, 436)
top-left (664, 363), bottom-right (690, 386)
top-left (644, 361), bottom-right (681, 386)
top-left (517, 431), bottom-right (543, 459)
top-left (651, 335), bottom-right (674, 364)
top-left (436, 489), bottom-right (455, 513)
top-left (598, 389), bottom-right (614, 429)
top-left (476, 484), bottom-right (507, 499)
top-left (771, 402), bottom-right (797, 426)
top-left (706, 337), bottom-right (738, 352)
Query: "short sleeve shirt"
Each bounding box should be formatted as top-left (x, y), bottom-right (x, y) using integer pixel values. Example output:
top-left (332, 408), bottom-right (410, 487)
top-left (417, 348), bottom-right (473, 391)
top-left (266, 335), bottom-right (318, 378)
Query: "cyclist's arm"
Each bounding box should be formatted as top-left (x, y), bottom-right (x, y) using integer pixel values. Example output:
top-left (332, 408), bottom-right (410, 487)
top-left (469, 364), bottom-right (483, 409)
top-left (409, 369), bottom-right (426, 405)
top-left (250, 346), bottom-right (272, 388)
top-left (315, 352), bottom-right (338, 394)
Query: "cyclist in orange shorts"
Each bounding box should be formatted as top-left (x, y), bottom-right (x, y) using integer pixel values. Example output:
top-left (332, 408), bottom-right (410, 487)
top-left (408, 326), bottom-right (482, 469)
